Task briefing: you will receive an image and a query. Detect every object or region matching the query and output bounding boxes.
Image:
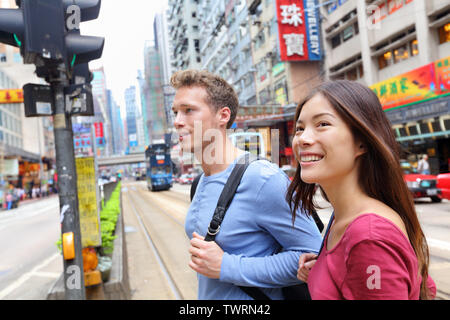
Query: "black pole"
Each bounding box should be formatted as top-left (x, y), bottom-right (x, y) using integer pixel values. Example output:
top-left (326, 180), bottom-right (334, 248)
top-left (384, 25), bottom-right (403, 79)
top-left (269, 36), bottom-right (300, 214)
top-left (50, 65), bottom-right (85, 300)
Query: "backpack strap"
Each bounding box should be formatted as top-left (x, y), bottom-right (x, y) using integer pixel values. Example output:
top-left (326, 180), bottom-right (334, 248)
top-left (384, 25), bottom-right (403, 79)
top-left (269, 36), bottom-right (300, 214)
top-left (190, 174), bottom-right (202, 202)
top-left (204, 153), bottom-right (254, 242)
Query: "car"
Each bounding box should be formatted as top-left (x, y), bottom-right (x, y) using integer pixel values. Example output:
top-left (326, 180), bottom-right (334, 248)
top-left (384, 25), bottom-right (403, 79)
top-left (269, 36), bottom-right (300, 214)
top-left (179, 174), bottom-right (194, 185)
top-left (437, 173), bottom-right (450, 200)
top-left (401, 160), bottom-right (441, 202)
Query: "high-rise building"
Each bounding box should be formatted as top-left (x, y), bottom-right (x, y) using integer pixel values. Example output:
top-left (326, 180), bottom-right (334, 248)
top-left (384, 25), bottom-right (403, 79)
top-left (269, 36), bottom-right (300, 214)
top-left (320, 0), bottom-right (450, 173)
top-left (90, 67), bottom-right (110, 156)
top-left (106, 90), bottom-right (124, 155)
top-left (143, 42), bottom-right (167, 142)
top-left (167, 0), bottom-right (202, 71)
top-left (155, 12), bottom-right (177, 133)
top-left (125, 86), bottom-right (138, 153)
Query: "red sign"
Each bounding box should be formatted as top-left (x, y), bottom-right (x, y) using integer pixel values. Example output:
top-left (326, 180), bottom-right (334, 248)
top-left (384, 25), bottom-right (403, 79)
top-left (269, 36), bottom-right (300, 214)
top-left (276, 0), bottom-right (322, 61)
top-left (93, 122), bottom-right (104, 138)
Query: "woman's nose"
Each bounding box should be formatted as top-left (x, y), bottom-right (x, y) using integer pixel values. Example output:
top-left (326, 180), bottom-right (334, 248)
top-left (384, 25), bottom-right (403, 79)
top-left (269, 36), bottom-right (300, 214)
top-left (297, 127), bottom-right (315, 146)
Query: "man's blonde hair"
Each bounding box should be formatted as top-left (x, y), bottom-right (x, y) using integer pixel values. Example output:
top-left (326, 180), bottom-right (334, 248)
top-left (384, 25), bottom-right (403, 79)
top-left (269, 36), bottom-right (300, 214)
top-left (170, 69), bottom-right (239, 128)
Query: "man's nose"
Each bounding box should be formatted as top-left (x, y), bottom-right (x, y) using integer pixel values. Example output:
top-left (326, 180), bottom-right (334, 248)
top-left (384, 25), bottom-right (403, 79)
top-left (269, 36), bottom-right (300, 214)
top-left (173, 112), bottom-right (184, 129)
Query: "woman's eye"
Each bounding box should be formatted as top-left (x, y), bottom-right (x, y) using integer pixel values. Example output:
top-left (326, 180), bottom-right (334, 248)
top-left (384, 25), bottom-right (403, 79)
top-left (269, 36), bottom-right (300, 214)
top-left (295, 127), bottom-right (304, 132)
top-left (186, 108), bottom-right (192, 113)
top-left (318, 122), bottom-right (330, 127)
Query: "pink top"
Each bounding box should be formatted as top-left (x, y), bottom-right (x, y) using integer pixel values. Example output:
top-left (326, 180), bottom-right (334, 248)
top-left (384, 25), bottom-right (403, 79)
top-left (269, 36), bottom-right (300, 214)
top-left (308, 213), bottom-right (437, 300)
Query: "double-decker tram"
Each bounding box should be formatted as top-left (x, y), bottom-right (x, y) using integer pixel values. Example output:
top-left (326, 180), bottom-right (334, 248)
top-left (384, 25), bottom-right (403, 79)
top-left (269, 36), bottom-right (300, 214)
top-left (145, 141), bottom-right (173, 191)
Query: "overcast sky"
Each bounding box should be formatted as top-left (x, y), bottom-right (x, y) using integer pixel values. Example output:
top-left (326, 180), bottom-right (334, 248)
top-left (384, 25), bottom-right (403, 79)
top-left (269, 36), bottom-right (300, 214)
top-left (83, 0), bottom-right (169, 115)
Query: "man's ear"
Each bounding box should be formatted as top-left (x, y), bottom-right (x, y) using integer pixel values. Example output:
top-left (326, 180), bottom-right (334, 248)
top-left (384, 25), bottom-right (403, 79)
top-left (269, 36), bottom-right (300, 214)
top-left (217, 107), bottom-right (231, 128)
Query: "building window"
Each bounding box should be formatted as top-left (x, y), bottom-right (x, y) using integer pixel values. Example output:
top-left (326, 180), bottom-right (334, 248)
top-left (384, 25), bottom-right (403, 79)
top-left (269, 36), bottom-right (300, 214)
top-left (393, 43), bottom-right (409, 63)
top-left (378, 51), bottom-right (392, 69)
top-left (438, 23), bottom-right (450, 44)
top-left (331, 34), bottom-right (341, 48)
top-left (377, 38), bottom-right (418, 70)
top-left (410, 39), bottom-right (419, 56)
top-left (326, 9), bottom-right (358, 49)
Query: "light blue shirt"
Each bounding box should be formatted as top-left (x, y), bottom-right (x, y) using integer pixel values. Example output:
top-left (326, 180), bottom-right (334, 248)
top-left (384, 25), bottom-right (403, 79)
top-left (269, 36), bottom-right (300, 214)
top-left (185, 155), bottom-right (323, 300)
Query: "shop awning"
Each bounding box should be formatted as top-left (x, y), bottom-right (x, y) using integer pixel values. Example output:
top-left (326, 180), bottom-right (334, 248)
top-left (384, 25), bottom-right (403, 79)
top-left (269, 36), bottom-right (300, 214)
top-left (3, 144), bottom-right (41, 162)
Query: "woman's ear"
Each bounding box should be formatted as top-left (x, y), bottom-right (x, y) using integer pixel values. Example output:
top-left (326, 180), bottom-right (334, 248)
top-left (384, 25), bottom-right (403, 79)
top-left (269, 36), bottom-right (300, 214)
top-left (356, 142), bottom-right (367, 157)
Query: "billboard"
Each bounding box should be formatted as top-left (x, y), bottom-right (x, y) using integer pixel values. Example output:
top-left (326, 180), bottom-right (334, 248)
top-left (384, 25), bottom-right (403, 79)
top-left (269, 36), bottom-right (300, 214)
top-left (75, 157), bottom-right (101, 248)
top-left (371, 56), bottom-right (450, 110)
top-left (0, 89), bottom-right (23, 104)
top-left (276, 0), bottom-right (322, 61)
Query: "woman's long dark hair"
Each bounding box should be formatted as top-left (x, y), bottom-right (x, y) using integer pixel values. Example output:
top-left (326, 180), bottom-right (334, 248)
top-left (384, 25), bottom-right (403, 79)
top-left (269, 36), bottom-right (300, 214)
top-left (286, 80), bottom-right (431, 299)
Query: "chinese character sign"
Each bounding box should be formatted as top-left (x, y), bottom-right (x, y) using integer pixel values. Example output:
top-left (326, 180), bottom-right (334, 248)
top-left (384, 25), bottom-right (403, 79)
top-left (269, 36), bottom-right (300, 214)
top-left (370, 57), bottom-right (450, 111)
top-left (0, 89), bottom-right (24, 104)
top-left (276, 0), bottom-right (322, 61)
top-left (76, 157), bottom-right (101, 248)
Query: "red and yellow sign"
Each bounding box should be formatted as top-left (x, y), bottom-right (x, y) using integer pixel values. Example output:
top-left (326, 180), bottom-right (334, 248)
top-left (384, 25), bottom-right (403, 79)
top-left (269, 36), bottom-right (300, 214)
top-left (0, 89), bottom-right (24, 104)
top-left (371, 56), bottom-right (450, 110)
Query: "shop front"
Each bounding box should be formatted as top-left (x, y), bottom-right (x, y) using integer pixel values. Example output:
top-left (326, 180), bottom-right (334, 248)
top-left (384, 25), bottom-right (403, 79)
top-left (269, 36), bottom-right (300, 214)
top-left (235, 103), bottom-right (298, 168)
top-left (371, 56), bottom-right (450, 174)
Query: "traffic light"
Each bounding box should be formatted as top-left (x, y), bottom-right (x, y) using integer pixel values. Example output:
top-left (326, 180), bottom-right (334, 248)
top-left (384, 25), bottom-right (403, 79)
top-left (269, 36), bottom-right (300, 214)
top-left (0, 1), bottom-right (66, 65)
top-left (0, 1), bottom-right (24, 47)
top-left (0, 0), bottom-right (104, 79)
top-left (63, 0), bottom-right (104, 75)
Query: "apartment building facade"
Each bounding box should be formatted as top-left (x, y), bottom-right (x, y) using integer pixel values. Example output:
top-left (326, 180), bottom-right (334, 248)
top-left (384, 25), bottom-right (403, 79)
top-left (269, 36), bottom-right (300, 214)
top-left (167, 0), bottom-right (202, 71)
top-left (320, 0), bottom-right (450, 173)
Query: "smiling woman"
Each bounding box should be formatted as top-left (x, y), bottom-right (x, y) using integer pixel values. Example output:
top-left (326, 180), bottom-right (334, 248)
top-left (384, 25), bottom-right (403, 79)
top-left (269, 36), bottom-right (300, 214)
top-left (287, 80), bottom-right (436, 300)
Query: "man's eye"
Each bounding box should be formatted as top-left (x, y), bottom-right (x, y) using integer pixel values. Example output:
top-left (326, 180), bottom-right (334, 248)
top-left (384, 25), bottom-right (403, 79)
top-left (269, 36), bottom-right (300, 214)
top-left (186, 108), bottom-right (192, 113)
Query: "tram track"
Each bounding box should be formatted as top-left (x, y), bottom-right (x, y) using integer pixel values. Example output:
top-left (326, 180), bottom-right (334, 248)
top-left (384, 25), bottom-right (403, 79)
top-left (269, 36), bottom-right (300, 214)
top-left (123, 186), bottom-right (197, 299)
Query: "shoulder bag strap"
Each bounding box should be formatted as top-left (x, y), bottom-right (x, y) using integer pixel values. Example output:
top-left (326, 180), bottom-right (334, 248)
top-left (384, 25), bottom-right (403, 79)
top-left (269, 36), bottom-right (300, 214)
top-left (317, 212), bottom-right (334, 256)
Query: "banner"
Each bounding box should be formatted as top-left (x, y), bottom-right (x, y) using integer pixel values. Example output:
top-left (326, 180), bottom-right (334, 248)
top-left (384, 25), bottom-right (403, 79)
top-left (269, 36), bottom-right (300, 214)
top-left (276, 0), bottom-right (322, 61)
top-left (371, 56), bottom-right (450, 110)
top-left (76, 157), bottom-right (101, 248)
top-left (0, 89), bottom-right (23, 104)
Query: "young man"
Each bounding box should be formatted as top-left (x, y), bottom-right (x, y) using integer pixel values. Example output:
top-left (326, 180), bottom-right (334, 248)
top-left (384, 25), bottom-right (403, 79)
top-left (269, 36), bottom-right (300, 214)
top-left (170, 69), bottom-right (322, 300)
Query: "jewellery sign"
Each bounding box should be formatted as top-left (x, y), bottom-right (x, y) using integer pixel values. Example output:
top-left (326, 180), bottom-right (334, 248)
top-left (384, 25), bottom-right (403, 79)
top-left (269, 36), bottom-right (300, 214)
top-left (276, 0), bottom-right (322, 61)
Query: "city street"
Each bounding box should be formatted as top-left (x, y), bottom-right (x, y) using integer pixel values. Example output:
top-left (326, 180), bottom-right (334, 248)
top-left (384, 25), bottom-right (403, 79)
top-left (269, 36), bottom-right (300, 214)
top-left (0, 195), bottom-right (62, 299)
top-left (1, 181), bottom-right (449, 300)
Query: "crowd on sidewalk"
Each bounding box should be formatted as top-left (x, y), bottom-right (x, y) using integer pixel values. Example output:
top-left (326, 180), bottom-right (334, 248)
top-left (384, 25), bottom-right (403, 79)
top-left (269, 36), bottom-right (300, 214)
top-left (0, 182), bottom-right (56, 211)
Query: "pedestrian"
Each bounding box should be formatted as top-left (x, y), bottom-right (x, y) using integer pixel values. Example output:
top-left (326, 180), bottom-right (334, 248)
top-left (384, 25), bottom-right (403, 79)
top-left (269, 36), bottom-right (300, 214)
top-left (290, 80), bottom-right (436, 300)
top-left (170, 69), bottom-right (322, 300)
top-left (6, 192), bottom-right (13, 210)
top-left (417, 154), bottom-right (430, 175)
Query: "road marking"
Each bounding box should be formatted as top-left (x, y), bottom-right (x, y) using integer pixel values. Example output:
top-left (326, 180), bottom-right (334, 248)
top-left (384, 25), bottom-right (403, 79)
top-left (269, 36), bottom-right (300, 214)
top-left (0, 203), bottom-right (59, 232)
top-left (427, 238), bottom-right (450, 252)
top-left (33, 271), bottom-right (61, 279)
top-left (0, 252), bottom-right (60, 299)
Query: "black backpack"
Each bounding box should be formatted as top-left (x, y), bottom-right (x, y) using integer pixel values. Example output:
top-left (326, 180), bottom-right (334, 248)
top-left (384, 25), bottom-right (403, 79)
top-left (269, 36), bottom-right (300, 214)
top-left (189, 154), bottom-right (327, 300)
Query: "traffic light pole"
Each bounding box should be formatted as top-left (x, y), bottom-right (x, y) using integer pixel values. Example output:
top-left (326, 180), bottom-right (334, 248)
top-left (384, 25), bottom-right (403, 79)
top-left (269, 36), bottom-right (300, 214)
top-left (50, 65), bottom-right (85, 300)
